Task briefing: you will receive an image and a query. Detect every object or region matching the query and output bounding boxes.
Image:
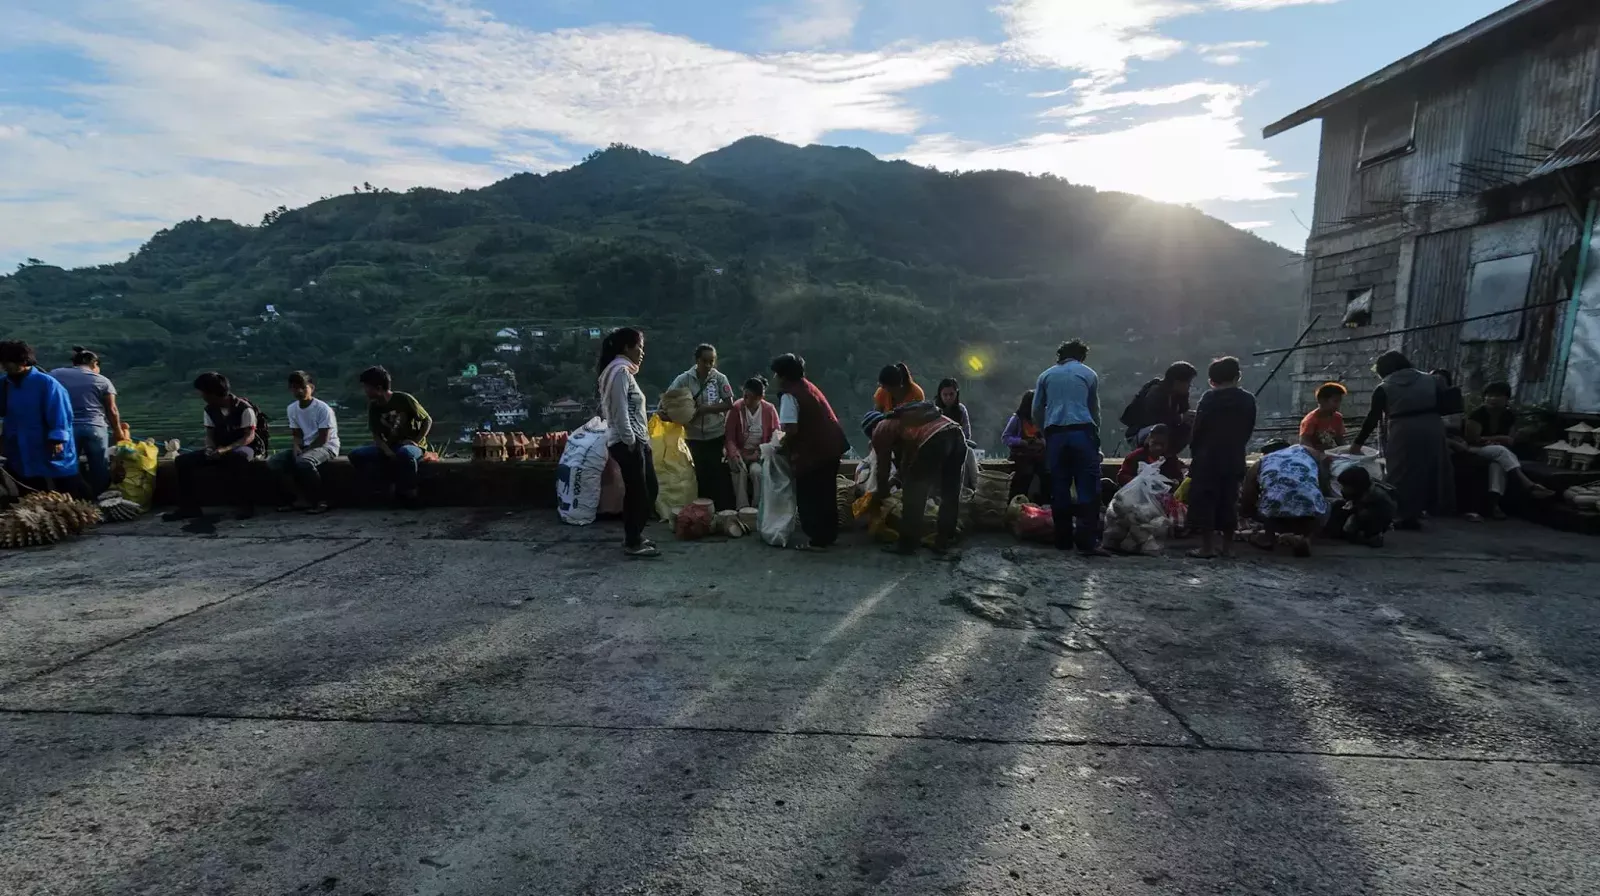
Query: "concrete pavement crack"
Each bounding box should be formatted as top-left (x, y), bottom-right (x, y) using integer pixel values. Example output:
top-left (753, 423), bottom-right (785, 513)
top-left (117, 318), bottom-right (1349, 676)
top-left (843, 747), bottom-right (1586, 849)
top-left (2, 707), bottom-right (1594, 767)
top-left (0, 538), bottom-right (374, 694)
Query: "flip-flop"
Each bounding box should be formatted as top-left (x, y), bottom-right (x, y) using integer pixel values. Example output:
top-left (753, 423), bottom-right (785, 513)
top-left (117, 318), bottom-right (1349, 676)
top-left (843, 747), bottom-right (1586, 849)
top-left (1185, 549), bottom-right (1217, 560)
top-left (304, 503), bottom-right (331, 515)
top-left (623, 544), bottom-right (661, 559)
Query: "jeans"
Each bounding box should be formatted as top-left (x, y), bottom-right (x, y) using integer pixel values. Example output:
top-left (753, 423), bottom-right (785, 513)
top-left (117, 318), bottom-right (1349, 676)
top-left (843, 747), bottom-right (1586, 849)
top-left (609, 441), bottom-right (659, 548)
top-left (686, 438), bottom-right (734, 510)
top-left (900, 429), bottom-right (965, 551)
top-left (1047, 427), bottom-right (1102, 550)
top-left (4, 459), bottom-right (91, 500)
top-left (267, 446), bottom-right (339, 504)
top-left (75, 424), bottom-right (112, 495)
top-left (174, 447), bottom-right (255, 510)
top-left (1470, 444), bottom-right (1521, 496)
top-left (348, 444), bottom-right (423, 497)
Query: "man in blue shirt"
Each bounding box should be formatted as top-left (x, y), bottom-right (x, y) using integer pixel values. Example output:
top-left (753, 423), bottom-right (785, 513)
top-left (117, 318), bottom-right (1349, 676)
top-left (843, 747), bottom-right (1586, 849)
top-left (1032, 339), bottom-right (1108, 555)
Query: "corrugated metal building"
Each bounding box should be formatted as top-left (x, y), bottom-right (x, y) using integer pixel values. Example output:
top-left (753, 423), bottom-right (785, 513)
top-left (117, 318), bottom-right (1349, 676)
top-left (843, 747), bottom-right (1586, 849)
top-left (1265, 0), bottom-right (1600, 416)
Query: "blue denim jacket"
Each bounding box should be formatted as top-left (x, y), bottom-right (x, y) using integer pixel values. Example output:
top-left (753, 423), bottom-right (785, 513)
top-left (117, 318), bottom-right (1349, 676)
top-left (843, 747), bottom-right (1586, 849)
top-left (1032, 360), bottom-right (1100, 432)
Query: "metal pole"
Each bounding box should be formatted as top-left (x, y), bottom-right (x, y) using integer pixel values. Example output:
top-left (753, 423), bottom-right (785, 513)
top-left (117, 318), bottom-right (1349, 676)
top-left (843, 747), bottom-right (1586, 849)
top-left (1255, 314), bottom-right (1322, 395)
top-left (1251, 298), bottom-right (1571, 357)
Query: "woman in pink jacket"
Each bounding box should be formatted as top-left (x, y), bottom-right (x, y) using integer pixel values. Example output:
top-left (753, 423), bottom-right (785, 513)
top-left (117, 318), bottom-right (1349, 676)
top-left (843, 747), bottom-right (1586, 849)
top-left (724, 377), bottom-right (781, 509)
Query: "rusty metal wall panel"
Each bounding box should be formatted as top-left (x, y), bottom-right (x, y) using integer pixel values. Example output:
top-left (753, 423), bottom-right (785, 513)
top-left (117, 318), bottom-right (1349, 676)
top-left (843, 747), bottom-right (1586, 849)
top-left (1404, 229), bottom-right (1472, 373)
top-left (1312, 111), bottom-right (1360, 231)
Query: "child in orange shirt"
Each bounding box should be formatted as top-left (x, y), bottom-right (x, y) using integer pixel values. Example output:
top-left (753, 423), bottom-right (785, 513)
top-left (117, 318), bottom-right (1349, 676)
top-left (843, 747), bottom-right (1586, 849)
top-left (1299, 382), bottom-right (1347, 451)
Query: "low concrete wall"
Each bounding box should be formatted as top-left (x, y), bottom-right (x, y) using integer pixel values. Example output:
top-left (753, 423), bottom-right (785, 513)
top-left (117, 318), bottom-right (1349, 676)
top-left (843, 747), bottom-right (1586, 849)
top-left (151, 456), bottom-right (1132, 508)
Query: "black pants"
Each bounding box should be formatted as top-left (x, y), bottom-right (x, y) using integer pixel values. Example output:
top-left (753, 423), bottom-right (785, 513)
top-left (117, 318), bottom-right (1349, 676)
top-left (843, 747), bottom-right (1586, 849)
top-left (1187, 471), bottom-right (1242, 534)
top-left (1008, 455), bottom-right (1050, 504)
top-left (174, 447), bottom-right (255, 510)
top-left (794, 457), bottom-right (842, 548)
top-left (901, 429), bottom-right (965, 550)
top-left (5, 461), bottom-right (90, 500)
top-left (609, 442), bottom-right (659, 548)
top-left (686, 438), bottom-right (734, 511)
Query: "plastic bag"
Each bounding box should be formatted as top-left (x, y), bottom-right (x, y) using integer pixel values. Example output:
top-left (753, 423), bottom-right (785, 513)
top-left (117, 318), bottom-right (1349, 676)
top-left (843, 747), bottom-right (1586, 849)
top-left (659, 388), bottom-right (697, 426)
top-left (649, 415), bottom-right (698, 521)
top-left (757, 442), bottom-right (798, 547)
top-left (1103, 461), bottom-right (1174, 554)
top-left (676, 499), bottom-right (714, 540)
top-left (114, 439), bottom-right (160, 510)
top-left (556, 417), bottom-right (611, 525)
top-left (1014, 503), bottom-right (1054, 542)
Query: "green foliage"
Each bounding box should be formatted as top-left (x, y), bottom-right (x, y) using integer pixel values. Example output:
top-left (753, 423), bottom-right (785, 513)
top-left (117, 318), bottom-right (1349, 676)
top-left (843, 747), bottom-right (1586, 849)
top-left (0, 137), bottom-right (1302, 449)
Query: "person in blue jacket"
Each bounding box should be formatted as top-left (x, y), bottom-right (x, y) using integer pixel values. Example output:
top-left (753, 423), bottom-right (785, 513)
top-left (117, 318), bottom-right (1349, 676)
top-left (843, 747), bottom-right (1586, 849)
top-left (1, 340), bottom-right (89, 498)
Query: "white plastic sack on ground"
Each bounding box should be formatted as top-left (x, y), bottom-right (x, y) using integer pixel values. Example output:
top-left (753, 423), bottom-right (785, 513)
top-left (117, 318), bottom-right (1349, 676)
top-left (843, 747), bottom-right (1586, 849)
top-left (855, 452), bottom-right (879, 495)
top-left (556, 417), bottom-right (611, 526)
top-left (757, 441), bottom-right (798, 548)
top-left (1103, 460), bottom-right (1174, 554)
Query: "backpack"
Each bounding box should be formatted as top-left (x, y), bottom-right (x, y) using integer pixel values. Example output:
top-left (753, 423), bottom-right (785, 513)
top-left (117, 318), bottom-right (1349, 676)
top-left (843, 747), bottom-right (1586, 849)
top-left (241, 397), bottom-right (271, 455)
top-left (1120, 378), bottom-right (1162, 435)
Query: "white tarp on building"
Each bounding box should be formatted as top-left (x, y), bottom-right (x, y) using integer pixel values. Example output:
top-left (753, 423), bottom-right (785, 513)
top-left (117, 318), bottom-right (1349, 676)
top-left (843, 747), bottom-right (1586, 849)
top-left (1560, 212), bottom-right (1600, 414)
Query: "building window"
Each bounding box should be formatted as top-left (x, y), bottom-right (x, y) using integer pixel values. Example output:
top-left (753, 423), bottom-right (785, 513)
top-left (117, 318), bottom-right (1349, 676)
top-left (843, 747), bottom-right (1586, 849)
top-left (1358, 101), bottom-right (1416, 168)
top-left (1461, 253), bottom-right (1536, 343)
top-left (1344, 288), bottom-right (1373, 328)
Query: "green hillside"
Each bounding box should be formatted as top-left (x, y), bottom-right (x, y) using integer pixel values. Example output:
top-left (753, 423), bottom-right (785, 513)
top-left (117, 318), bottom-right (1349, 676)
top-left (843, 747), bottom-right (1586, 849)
top-left (0, 138), bottom-right (1303, 452)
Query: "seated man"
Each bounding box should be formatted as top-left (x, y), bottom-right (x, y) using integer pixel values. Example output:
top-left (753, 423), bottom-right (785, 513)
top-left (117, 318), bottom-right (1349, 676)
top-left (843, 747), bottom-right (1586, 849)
top-left (1326, 466), bottom-right (1395, 547)
top-left (1299, 381), bottom-right (1347, 451)
top-left (267, 370), bottom-right (340, 514)
top-left (348, 366), bottom-right (432, 508)
top-left (1116, 423), bottom-right (1186, 487)
top-left (163, 372), bottom-right (263, 521)
top-left (1458, 381), bottom-right (1554, 520)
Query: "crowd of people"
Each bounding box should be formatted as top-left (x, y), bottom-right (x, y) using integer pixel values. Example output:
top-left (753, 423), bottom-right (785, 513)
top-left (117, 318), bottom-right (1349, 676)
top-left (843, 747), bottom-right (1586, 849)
top-left (1, 331), bottom-right (1560, 560)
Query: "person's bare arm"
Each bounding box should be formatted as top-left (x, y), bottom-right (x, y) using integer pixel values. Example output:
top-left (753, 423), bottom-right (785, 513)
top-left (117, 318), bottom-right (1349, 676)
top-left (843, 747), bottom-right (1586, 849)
top-left (103, 393), bottom-right (122, 437)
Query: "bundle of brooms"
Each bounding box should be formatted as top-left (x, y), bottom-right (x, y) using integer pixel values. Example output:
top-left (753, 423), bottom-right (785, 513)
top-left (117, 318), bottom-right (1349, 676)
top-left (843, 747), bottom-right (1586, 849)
top-left (0, 491), bottom-right (102, 548)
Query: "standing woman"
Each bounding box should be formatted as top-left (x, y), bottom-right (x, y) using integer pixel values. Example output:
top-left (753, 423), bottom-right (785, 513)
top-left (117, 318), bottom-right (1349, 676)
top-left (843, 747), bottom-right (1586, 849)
top-left (1352, 350), bottom-right (1446, 530)
top-left (873, 362), bottom-right (923, 413)
top-left (48, 346), bottom-right (122, 495)
top-left (934, 378), bottom-right (973, 441)
top-left (599, 328), bottom-right (659, 558)
top-left (772, 354), bottom-right (849, 551)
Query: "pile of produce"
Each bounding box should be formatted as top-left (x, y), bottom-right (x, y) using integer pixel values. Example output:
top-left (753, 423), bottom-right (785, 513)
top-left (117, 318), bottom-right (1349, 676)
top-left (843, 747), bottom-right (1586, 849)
top-left (836, 475), bottom-right (857, 528)
top-left (1102, 462), bottom-right (1177, 555)
top-left (675, 499), bottom-right (715, 539)
top-left (0, 491), bottom-right (101, 548)
top-left (96, 490), bottom-right (144, 522)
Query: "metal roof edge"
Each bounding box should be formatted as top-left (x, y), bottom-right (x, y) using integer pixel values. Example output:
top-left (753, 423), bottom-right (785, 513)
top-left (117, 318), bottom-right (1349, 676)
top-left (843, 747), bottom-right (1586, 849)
top-left (1261, 0), bottom-right (1565, 139)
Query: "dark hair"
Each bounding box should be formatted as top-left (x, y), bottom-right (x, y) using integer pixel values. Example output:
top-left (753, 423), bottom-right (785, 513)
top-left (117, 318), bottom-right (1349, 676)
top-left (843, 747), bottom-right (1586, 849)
top-left (695, 344), bottom-right (716, 361)
top-left (1316, 381), bottom-right (1348, 402)
top-left (742, 376), bottom-right (767, 397)
top-left (1430, 368), bottom-right (1454, 387)
top-left (71, 346), bottom-right (99, 367)
top-left (1057, 340), bottom-right (1089, 363)
top-left (288, 370), bottom-right (315, 388)
top-left (0, 341), bottom-right (37, 366)
top-left (935, 377), bottom-right (960, 409)
top-left (595, 327), bottom-right (644, 374)
top-left (878, 363), bottom-right (910, 390)
top-left (1260, 438), bottom-right (1292, 455)
top-left (771, 353), bottom-right (806, 382)
top-left (1208, 356), bottom-right (1242, 383)
top-left (1374, 350), bottom-right (1412, 378)
top-left (1015, 390), bottom-right (1034, 422)
top-left (1146, 423), bottom-right (1171, 442)
top-left (1164, 361), bottom-right (1197, 382)
top-left (1483, 380), bottom-right (1513, 398)
top-left (359, 365), bottom-right (392, 391)
top-left (1337, 465), bottom-right (1372, 494)
top-left (193, 372), bottom-right (231, 397)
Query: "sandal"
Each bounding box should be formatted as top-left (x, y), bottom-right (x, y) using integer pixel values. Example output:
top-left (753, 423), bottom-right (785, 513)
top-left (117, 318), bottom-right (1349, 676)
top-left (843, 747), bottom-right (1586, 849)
top-left (304, 503), bottom-right (331, 515)
top-left (1185, 549), bottom-right (1218, 560)
top-left (1529, 485), bottom-right (1555, 499)
top-left (623, 544), bottom-right (661, 558)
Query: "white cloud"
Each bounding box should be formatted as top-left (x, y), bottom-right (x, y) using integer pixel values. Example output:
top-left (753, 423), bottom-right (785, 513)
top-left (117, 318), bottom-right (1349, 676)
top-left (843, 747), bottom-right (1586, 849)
top-left (1043, 81), bottom-right (1234, 117)
top-left (1197, 39), bottom-right (1267, 65)
top-left (760, 0), bottom-right (863, 48)
top-left (996, 0), bottom-right (1194, 77)
top-left (0, 0), bottom-right (991, 267)
top-left (1228, 220), bottom-right (1274, 230)
top-left (1214, 0), bottom-right (1338, 9)
top-left (897, 88), bottom-right (1298, 204)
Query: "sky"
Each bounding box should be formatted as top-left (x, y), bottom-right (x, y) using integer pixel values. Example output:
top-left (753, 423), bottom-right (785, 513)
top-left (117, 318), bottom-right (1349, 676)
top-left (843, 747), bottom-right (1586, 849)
top-left (0, 0), bottom-right (1513, 270)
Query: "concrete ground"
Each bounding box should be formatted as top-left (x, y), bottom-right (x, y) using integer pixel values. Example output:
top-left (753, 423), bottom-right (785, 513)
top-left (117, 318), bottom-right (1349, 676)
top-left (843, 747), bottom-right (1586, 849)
top-left (1, 510), bottom-right (1597, 895)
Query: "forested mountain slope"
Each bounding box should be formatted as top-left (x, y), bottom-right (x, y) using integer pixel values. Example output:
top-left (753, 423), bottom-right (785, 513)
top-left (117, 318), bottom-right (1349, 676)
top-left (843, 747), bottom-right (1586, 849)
top-left (0, 137), bottom-right (1303, 449)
